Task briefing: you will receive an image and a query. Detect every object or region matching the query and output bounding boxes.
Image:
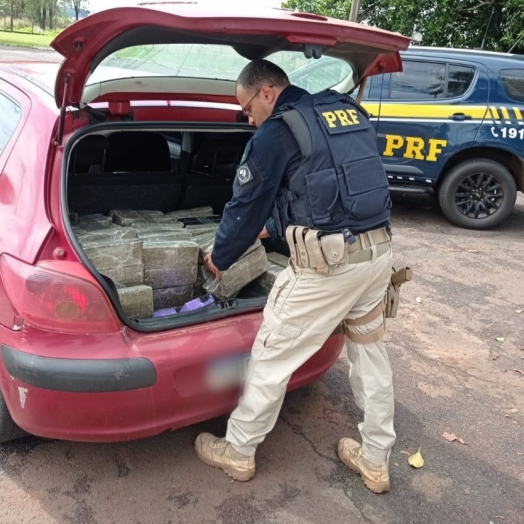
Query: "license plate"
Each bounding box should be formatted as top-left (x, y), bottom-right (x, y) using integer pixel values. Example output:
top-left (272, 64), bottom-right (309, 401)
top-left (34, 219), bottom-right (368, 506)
top-left (207, 352), bottom-right (251, 391)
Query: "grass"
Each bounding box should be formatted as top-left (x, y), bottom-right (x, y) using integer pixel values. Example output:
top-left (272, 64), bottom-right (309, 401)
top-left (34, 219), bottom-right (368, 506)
top-left (0, 30), bottom-right (55, 48)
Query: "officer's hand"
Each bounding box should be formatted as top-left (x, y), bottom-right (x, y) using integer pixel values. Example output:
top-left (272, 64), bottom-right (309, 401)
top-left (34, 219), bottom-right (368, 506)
top-left (204, 253), bottom-right (222, 280)
top-left (258, 227), bottom-right (269, 239)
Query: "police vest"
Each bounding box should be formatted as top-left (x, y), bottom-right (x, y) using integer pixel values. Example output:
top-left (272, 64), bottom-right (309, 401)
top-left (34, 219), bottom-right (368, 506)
top-left (270, 90), bottom-right (391, 239)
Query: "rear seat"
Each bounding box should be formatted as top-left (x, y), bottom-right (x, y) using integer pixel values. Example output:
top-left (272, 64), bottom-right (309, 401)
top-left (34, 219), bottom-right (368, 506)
top-left (177, 133), bottom-right (251, 213)
top-left (68, 132), bottom-right (185, 215)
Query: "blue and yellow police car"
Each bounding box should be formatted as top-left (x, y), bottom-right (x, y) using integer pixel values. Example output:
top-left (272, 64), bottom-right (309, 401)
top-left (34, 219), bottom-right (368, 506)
top-left (361, 47), bottom-right (524, 229)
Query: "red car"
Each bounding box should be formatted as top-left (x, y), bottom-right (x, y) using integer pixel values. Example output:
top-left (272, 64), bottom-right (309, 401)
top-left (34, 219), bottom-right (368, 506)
top-left (0, 5), bottom-right (410, 443)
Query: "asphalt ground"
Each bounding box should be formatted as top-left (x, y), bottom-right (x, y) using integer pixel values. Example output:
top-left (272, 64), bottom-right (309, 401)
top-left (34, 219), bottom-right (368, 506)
top-left (1, 46), bottom-right (523, 524)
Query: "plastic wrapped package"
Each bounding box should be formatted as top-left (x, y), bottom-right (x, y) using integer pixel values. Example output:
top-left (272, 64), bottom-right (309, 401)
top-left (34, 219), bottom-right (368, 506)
top-left (203, 245), bottom-right (268, 299)
top-left (166, 207), bottom-right (214, 219)
top-left (110, 209), bottom-right (177, 226)
top-left (267, 252), bottom-right (290, 268)
top-left (144, 264), bottom-right (198, 288)
top-left (117, 285), bottom-right (153, 318)
top-left (179, 294), bottom-right (215, 313)
top-left (100, 264), bottom-right (144, 287)
top-left (256, 263), bottom-right (285, 292)
top-left (75, 227), bottom-right (139, 244)
top-left (153, 285), bottom-right (194, 309)
top-left (82, 239), bottom-right (143, 270)
top-left (142, 240), bottom-right (199, 272)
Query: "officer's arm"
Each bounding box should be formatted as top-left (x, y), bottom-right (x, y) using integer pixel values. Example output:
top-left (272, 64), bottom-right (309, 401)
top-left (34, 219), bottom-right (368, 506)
top-left (211, 122), bottom-right (293, 271)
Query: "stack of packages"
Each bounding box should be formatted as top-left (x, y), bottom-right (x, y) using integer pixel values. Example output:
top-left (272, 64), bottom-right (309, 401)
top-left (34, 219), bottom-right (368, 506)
top-left (73, 207), bottom-right (276, 320)
top-left (73, 213), bottom-right (150, 319)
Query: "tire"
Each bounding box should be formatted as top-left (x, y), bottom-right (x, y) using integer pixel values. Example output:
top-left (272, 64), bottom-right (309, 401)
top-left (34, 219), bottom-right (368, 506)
top-left (438, 159), bottom-right (517, 229)
top-left (0, 387), bottom-right (27, 443)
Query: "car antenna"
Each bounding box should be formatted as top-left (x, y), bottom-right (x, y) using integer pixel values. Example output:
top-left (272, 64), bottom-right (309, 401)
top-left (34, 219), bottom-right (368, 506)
top-left (480, 7), bottom-right (495, 50)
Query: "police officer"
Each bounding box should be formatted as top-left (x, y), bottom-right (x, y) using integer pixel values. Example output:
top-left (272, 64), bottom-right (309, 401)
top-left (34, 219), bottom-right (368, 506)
top-left (196, 59), bottom-right (395, 494)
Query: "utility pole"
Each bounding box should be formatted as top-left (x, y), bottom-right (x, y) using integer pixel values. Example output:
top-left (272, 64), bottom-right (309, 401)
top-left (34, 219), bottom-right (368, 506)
top-left (348, 0), bottom-right (360, 23)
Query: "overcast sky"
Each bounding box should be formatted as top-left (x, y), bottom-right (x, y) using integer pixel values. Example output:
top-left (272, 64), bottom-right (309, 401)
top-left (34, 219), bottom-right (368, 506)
top-left (88, 0), bottom-right (285, 14)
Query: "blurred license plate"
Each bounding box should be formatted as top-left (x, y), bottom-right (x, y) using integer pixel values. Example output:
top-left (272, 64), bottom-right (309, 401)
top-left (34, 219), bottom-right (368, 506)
top-left (207, 352), bottom-right (250, 391)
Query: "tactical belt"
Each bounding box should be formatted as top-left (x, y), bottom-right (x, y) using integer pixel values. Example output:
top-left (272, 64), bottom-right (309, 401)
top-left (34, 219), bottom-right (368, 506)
top-left (286, 225), bottom-right (391, 272)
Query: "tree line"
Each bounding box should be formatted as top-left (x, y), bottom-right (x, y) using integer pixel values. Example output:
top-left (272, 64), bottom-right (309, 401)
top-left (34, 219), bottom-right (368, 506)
top-left (1, 0), bottom-right (89, 32)
top-left (283, 0), bottom-right (524, 53)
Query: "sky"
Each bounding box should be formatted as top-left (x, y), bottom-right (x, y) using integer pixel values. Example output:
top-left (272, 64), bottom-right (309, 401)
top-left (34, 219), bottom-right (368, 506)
top-left (88, 0), bottom-right (284, 15)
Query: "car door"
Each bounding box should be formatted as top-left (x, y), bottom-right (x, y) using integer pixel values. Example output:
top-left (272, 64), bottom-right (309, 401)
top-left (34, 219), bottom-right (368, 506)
top-left (371, 57), bottom-right (489, 190)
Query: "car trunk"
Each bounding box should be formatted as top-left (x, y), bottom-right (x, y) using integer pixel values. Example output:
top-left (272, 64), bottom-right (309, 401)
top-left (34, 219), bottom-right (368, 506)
top-left (64, 124), bottom-right (289, 328)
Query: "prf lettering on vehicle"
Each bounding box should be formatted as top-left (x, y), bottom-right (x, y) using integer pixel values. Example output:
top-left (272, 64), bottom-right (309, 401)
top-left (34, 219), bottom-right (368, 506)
top-left (382, 135), bottom-right (447, 162)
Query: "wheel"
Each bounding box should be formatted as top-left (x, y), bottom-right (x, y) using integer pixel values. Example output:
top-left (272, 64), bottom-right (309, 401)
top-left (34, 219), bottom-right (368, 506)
top-left (438, 159), bottom-right (517, 229)
top-left (0, 387), bottom-right (26, 443)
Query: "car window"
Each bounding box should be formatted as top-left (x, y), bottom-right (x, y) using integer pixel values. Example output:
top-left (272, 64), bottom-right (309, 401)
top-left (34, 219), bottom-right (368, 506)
top-left (447, 65), bottom-right (476, 98)
top-left (500, 69), bottom-right (524, 103)
top-left (93, 45), bottom-right (355, 95)
top-left (390, 61), bottom-right (446, 100)
top-left (0, 91), bottom-right (22, 156)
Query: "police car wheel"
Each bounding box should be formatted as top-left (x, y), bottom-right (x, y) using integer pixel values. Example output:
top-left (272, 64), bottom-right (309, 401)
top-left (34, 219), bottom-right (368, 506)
top-left (0, 387), bottom-right (27, 442)
top-left (438, 159), bottom-right (517, 229)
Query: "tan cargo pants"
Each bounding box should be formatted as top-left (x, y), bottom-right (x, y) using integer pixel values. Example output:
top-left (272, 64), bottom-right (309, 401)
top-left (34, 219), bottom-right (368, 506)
top-left (226, 242), bottom-right (395, 462)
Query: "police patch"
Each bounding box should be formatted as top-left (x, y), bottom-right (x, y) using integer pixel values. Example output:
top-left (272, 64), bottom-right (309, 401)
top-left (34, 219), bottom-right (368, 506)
top-left (240, 140), bottom-right (251, 165)
top-left (237, 165), bottom-right (253, 185)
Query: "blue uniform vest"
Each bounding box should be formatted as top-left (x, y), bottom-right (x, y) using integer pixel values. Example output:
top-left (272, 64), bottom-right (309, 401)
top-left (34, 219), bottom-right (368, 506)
top-left (270, 90), bottom-right (391, 240)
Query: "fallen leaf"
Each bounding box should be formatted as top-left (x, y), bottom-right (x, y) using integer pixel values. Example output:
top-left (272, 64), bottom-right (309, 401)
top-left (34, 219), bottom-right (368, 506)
top-left (442, 432), bottom-right (467, 444)
top-left (400, 451), bottom-right (411, 455)
top-left (466, 249), bottom-right (479, 253)
top-left (416, 297), bottom-right (422, 303)
top-left (514, 369), bottom-right (524, 376)
top-left (515, 309), bottom-right (523, 313)
top-left (495, 337), bottom-right (505, 342)
top-left (408, 447), bottom-right (424, 468)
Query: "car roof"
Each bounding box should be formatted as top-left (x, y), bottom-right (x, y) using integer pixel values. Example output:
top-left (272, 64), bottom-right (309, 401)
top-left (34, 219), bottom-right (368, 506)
top-left (403, 46), bottom-right (524, 64)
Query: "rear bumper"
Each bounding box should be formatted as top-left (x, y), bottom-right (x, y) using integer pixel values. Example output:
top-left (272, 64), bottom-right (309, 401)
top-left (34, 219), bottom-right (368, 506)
top-left (0, 322), bottom-right (344, 443)
top-left (2, 345), bottom-right (156, 392)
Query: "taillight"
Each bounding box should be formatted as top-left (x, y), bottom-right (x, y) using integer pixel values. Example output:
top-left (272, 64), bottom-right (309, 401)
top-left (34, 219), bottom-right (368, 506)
top-left (0, 254), bottom-right (120, 334)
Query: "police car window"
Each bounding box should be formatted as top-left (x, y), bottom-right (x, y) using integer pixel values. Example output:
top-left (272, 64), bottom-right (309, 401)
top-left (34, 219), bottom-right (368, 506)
top-left (447, 65), bottom-right (475, 98)
top-left (0, 92), bottom-right (22, 156)
top-left (500, 69), bottom-right (524, 103)
top-left (390, 61), bottom-right (446, 100)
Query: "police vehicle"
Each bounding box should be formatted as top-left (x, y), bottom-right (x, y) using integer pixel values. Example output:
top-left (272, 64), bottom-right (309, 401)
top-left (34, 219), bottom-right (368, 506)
top-left (292, 47), bottom-right (524, 229)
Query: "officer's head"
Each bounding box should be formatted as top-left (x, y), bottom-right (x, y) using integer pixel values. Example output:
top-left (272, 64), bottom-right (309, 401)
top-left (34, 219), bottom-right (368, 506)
top-left (236, 59), bottom-right (290, 127)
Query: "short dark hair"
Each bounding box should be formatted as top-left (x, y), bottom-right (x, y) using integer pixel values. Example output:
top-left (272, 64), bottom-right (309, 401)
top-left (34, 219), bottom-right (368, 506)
top-left (236, 59), bottom-right (290, 92)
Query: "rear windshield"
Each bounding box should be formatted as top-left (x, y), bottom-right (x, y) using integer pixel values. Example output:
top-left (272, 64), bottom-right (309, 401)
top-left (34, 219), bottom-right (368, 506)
top-left (89, 44), bottom-right (354, 94)
top-left (500, 69), bottom-right (524, 103)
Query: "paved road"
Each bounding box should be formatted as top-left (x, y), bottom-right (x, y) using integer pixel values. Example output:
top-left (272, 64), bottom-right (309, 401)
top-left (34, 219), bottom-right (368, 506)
top-left (0, 45), bottom-right (62, 62)
top-left (1, 46), bottom-right (523, 524)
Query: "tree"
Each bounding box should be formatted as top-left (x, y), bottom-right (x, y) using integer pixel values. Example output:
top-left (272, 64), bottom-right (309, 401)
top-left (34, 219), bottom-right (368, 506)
top-left (72, 0), bottom-right (88, 21)
top-left (282, 0), bottom-right (524, 53)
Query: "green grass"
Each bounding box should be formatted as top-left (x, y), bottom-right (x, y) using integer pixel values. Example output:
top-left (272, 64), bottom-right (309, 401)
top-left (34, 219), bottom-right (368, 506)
top-left (0, 30), bottom-right (54, 48)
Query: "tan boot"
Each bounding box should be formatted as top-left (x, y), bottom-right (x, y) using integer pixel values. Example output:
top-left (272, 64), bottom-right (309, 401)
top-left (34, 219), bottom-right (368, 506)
top-left (194, 433), bottom-right (255, 482)
top-left (337, 438), bottom-right (390, 493)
